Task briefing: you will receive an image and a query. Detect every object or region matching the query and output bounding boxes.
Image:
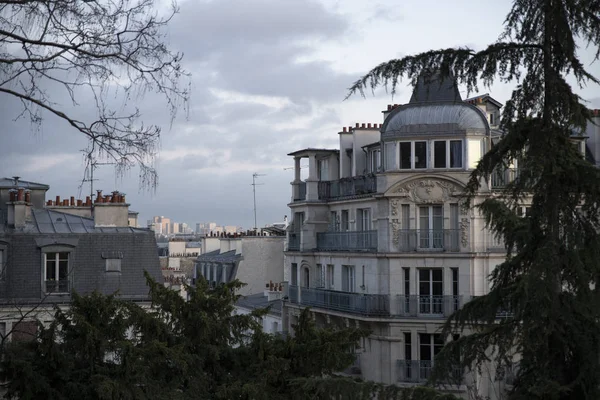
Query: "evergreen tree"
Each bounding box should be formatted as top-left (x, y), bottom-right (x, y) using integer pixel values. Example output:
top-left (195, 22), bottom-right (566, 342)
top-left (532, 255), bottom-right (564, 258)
top-left (347, 1), bottom-right (600, 399)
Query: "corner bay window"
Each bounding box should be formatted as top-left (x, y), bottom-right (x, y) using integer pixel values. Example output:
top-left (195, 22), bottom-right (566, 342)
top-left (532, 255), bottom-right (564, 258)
top-left (44, 252), bottom-right (69, 293)
top-left (400, 141), bottom-right (427, 169)
top-left (434, 140), bottom-right (463, 168)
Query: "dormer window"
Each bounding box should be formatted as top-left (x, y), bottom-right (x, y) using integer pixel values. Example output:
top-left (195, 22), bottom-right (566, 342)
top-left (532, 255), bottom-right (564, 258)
top-left (434, 140), bottom-right (463, 169)
top-left (399, 141), bottom-right (427, 170)
top-left (44, 252), bottom-right (70, 293)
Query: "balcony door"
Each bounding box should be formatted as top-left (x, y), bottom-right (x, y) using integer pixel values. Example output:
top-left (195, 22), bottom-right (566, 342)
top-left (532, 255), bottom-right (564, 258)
top-left (419, 205), bottom-right (443, 249)
top-left (418, 333), bottom-right (444, 380)
top-left (418, 269), bottom-right (443, 314)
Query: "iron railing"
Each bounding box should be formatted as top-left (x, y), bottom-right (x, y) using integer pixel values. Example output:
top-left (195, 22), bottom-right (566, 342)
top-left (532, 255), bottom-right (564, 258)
top-left (397, 295), bottom-right (466, 317)
top-left (287, 233), bottom-right (300, 251)
top-left (316, 230), bottom-right (377, 252)
top-left (318, 175), bottom-right (377, 200)
top-left (290, 285), bottom-right (389, 317)
top-left (486, 231), bottom-right (506, 252)
top-left (491, 168), bottom-right (519, 189)
top-left (44, 280), bottom-right (70, 294)
top-left (397, 229), bottom-right (460, 252)
top-left (397, 360), bottom-right (463, 384)
top-left (293, 182), bottom-right (307, 201)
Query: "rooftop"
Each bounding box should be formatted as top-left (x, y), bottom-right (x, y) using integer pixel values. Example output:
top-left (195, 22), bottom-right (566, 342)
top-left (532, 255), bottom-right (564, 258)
top-left (287, 148), bottom-right (339, 157)
top-left (0, 177), bottom-right (49, 190)
top-left (236, 292), bottom-right (282, 316)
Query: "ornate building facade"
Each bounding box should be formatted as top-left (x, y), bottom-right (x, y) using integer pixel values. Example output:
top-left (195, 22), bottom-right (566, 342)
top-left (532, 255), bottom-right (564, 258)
top-left (283, 74), bottom-right (514, 398)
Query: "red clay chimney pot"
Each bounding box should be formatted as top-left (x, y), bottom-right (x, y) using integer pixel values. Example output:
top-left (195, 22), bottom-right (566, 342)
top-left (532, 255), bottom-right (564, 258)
top-left (25, 191), bottom-right (31, 203)
top-left (70, 196), bottom-right (75, 206)
top-left (17, 188), bottom-right (24, 202)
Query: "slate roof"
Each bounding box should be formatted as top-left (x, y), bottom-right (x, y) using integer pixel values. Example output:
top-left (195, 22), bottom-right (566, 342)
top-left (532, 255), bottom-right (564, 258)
top-left (236, 292), bottom-right (282, 316)
top-left (196, 249), bottom-right (241, 263)
top-left (0, 208), bottom-right (151, 234)
top-left (186, 241), bottom-right (202, 248)
top-left (0, 177), bottom-right (49, 190)
top-left (409, 72), bottom-right (462, 103)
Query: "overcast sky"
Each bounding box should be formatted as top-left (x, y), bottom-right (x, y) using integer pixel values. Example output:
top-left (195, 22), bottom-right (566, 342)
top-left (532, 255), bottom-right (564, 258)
top-left (1, 0), bottom-right (599, 230)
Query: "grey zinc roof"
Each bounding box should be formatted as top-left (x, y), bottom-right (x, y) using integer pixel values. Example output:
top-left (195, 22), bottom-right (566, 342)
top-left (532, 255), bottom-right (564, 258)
top-left (236, 293), bottom-right (282, 316)
top-left (0, 177), bottom-right (49, 189)
top-left (409, 72), bottom-right (462, 103)
top-left (12, 209), bottom-right (152, 234)
top-left (186, 241), bottom-right (202, 248)
top-left (196, 249), bottom-right (241, 263)
top-left (383, 103), bottom-right (488, 135)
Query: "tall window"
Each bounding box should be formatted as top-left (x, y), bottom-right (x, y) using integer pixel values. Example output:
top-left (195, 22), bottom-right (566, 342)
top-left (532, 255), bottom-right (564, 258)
top-left (452, 267), bottom-right (459, 311)
top-left (0, 249), bottom-right (4, 280)
top-left (434, 140), bottom-right (463, 168)
top-left (341, 210), bottom-right (350, 231)
top-left (44, 252), bottom-right (69, 293)
top-left (400, 141), bottom-right (427, 169)
top-left (291, 263), bottom-right (298, 286)
top-left (318, 159), bottom-right (329, 181)
top-left (302, 267), bottom-right (310, 288)
top-left (342, 265), bottom-right (355, 292)
top-left (418, 269), bottom-right (443, 314)
top-left (370, 149), bottom-right (381, 172)
top-left (403, 267), bottom-right (410, 313)
top-left (404, 332), bottom-right (413, 380)
top-left (384, 142), bottom-right (397, 170)
top-left (330, 211), bottom-right (339, 231)
top-left (419, 206), bottom-right (443, 248)
top-left (357, 208), bottom-right (371, 231)
top-left (419, 333), bottom-right (444, 381)
top-left (316, 264), bottom-right (325, 287)
top-left (327, 264), bottom-right (335, 288)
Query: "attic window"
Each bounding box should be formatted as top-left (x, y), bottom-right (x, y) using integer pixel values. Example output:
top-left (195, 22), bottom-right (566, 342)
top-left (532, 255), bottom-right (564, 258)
top-left (102, 251), bottom-right (123, 273)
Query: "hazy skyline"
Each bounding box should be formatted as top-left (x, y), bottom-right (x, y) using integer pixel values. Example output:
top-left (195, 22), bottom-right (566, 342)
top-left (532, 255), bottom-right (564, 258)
top-left (1, 0), bottom-right (599, 230)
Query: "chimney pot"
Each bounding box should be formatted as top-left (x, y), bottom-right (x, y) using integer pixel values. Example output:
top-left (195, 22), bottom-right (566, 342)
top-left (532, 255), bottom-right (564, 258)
top-left (361, 123), bottom-right (366, 128)
top-left (343, 127), bottom-right (347, 132)
top-left (46, 200), bottom-right (52, 206)
top-left (355, 123), bottom-right (359, 128)
top-left (17, 188), bottom-right (24, 202)
top-left (25, 191), bottom-right (31, 203)
top-left (9, 190), bottom-right (16, 202)
top-left (367, 123), bottom-right (372, 128)
top-left (77, 199), bottom-right (83, 206)
top-left (63, 199), bottom-right (68, 206)
top-left (70, 196), bottom-right (75, 206)
top-left (387, 104), bottom-right (392, 110)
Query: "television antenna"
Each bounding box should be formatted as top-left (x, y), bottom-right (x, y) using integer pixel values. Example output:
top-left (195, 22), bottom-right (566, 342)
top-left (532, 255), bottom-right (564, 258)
top-left (78, 153), bottom-right (115, 203)
top-left (251, 173), bottom-right (265, 231)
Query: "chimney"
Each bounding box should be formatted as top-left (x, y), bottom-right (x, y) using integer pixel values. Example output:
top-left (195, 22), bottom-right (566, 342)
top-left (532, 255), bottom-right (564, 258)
top-left (7, 189), bottom-right (32, 229)
top-left (93, 190), bottom-right (130, 227)
top-left (367, 123), bottom-right (372, 128)
top-left (361, 123), bottom-right (366, 128)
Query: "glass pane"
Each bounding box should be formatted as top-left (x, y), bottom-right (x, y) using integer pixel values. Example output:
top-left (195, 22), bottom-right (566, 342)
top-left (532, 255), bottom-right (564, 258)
top-left (419, 269), bottom-right (430, 282)
top-left (415, 141), bottom-right (427, 168)
top-left (58, 252), bottom-right (69, 261)
top-left (450, 140), bottom-right (463, 168)
top-left (432, 206), bottom-right (443, 230)
top-left (420, 334), bottom-right (432, 360)
top-left (432, 281), bottom-right (443, 296)
top-left (432, 269), bottom-right (443, 281)
top-left (399, 142), bottom-right (411, 169)
top-left (45, 259), bottom-right (56, 280)
top-left (434, 141), bottom-right (446, 168)
top-left (450, 203), bottom-right (459, 230)
top-left (401, 204), bottom-right (410, 229)
top-left (59, 260), bottom-right (68, 280)
top-left (385, 142), bottom-right (397, 170)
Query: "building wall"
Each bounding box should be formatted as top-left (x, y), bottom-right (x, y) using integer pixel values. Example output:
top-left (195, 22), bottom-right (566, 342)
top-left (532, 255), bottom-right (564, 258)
top-left (236, 237), bottom-right (284, 296)
top-left (234, 305), bottom-right (282, 334)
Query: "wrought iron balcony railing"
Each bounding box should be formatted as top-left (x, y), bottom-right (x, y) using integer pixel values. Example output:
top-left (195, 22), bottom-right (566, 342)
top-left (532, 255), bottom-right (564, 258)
top-left (316, 230), bottom-right (377, 252)
top-left (490, 168), bottom-right (519, 189)
top-left (318, 175), bottom-right (377, 200)
top-left (397, 360), bottom-right (463, 384)
top-left (288, 285), bottom-right (389, 317)
top-left (397, 229), bottom-right (460, 252)
top-left (397, 295), bottom-right (466, 317)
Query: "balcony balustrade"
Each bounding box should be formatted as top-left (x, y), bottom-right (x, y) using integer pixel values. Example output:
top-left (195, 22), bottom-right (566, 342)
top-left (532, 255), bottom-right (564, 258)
top-left (491, 168), bottom-right (519, 189)
top-left (397, 229), bottom-right (460, 252)
top-left (44, 280), bottom-right (70, 294)
top-left (288, 285), bottom-right (389, 317)
top-left (287, 232), bottom-right (300, 251)
top-left (316, 230), bottom-right (377, 252)
top-left (397, 360), bottom-right (463, 384)
top-left (318, 175), bottom-right (377, 200)
top-left (397, 295), bottom-right (466, 318)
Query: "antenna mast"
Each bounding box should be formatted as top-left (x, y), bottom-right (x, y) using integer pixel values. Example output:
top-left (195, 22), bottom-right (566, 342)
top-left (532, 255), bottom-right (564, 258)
top-left (251, 173), bottom-right (265, 231)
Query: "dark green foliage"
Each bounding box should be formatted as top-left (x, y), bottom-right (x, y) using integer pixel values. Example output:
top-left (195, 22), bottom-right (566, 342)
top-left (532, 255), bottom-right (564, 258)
top-left (349, 1), bottom-right (600, 399)
top-left (1, 277), bottom-right (454, 399)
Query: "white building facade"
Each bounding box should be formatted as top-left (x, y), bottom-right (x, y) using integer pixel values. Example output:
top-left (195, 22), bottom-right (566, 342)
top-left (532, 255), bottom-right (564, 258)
top-left (283, 75), bottom-right (515, 398)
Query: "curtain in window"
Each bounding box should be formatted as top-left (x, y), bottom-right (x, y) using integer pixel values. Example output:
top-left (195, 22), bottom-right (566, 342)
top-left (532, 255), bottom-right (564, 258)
top-left (450, 140), bottom-right (463, 168)
top-left (385, 142), bottom-right (397, 170)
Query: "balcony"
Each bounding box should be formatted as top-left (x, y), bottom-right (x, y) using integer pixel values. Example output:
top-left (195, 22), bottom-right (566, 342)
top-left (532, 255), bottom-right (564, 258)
top-left (287, 232), bottom-right (300, 251)
top-left (397, 229), bottom-right (460, 252)
top-left (491, 168), bottom-right (519, 189)
top-left (288, 285), bottom-right (390, 317)
top-left (44, 280), bottom-right (70, 294)
top-left (316, 230), bottom-right (377, 252)
top-left (397, 295), bottom-right (466, 318)
top-left (397, 360), bottom-right (463, 384)
top-left (293, 181), bottom-right (307, 202)
top-left (318, 175), bottom-right (377, 201)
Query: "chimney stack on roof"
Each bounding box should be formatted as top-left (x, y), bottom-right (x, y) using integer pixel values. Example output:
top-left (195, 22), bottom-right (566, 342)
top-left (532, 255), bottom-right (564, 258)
top-left (6, 188), bottom-right (32, 229)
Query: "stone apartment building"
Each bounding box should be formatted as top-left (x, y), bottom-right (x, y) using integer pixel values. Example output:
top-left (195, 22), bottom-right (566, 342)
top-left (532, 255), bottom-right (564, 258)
top-left (0, 177), bottom-right (162, 338)
top-left (283, 74), bottom-right (600, 399)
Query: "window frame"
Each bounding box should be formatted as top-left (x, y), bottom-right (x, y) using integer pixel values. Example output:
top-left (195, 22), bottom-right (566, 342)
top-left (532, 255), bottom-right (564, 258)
top-left (0, 244), bottom-right (6, 281)
top-left (357, 208), bottom-right (371, 231)
top-left (399, 140), bottom-right (428, 170)
top-left (341, 265), bottom-right (355, 292)
top-left (42, 251), bottom-right (71, 294)
top-left (433, 139), bottom-right (464, 169)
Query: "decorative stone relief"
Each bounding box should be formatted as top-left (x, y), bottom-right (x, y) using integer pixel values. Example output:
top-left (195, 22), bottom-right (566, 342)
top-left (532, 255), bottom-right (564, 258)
top-left (390, 199), bottom-right (399, 216)
top-left (393, 179), bottom-right (462, 204)
top-left (391, 219), bottom-right (400, 249)
top-left (460, 218), bottom-right (470, 248)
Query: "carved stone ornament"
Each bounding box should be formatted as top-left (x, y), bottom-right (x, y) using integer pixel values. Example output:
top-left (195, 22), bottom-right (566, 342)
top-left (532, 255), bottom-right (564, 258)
top-left (460, 218), bottom-right (470, 248)
top-left (391, 219), bottom-right (400, 249)
top-left (393, 179), bottom-right (462, 204)
top-left (390, 199), bottom-right (399, 216)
